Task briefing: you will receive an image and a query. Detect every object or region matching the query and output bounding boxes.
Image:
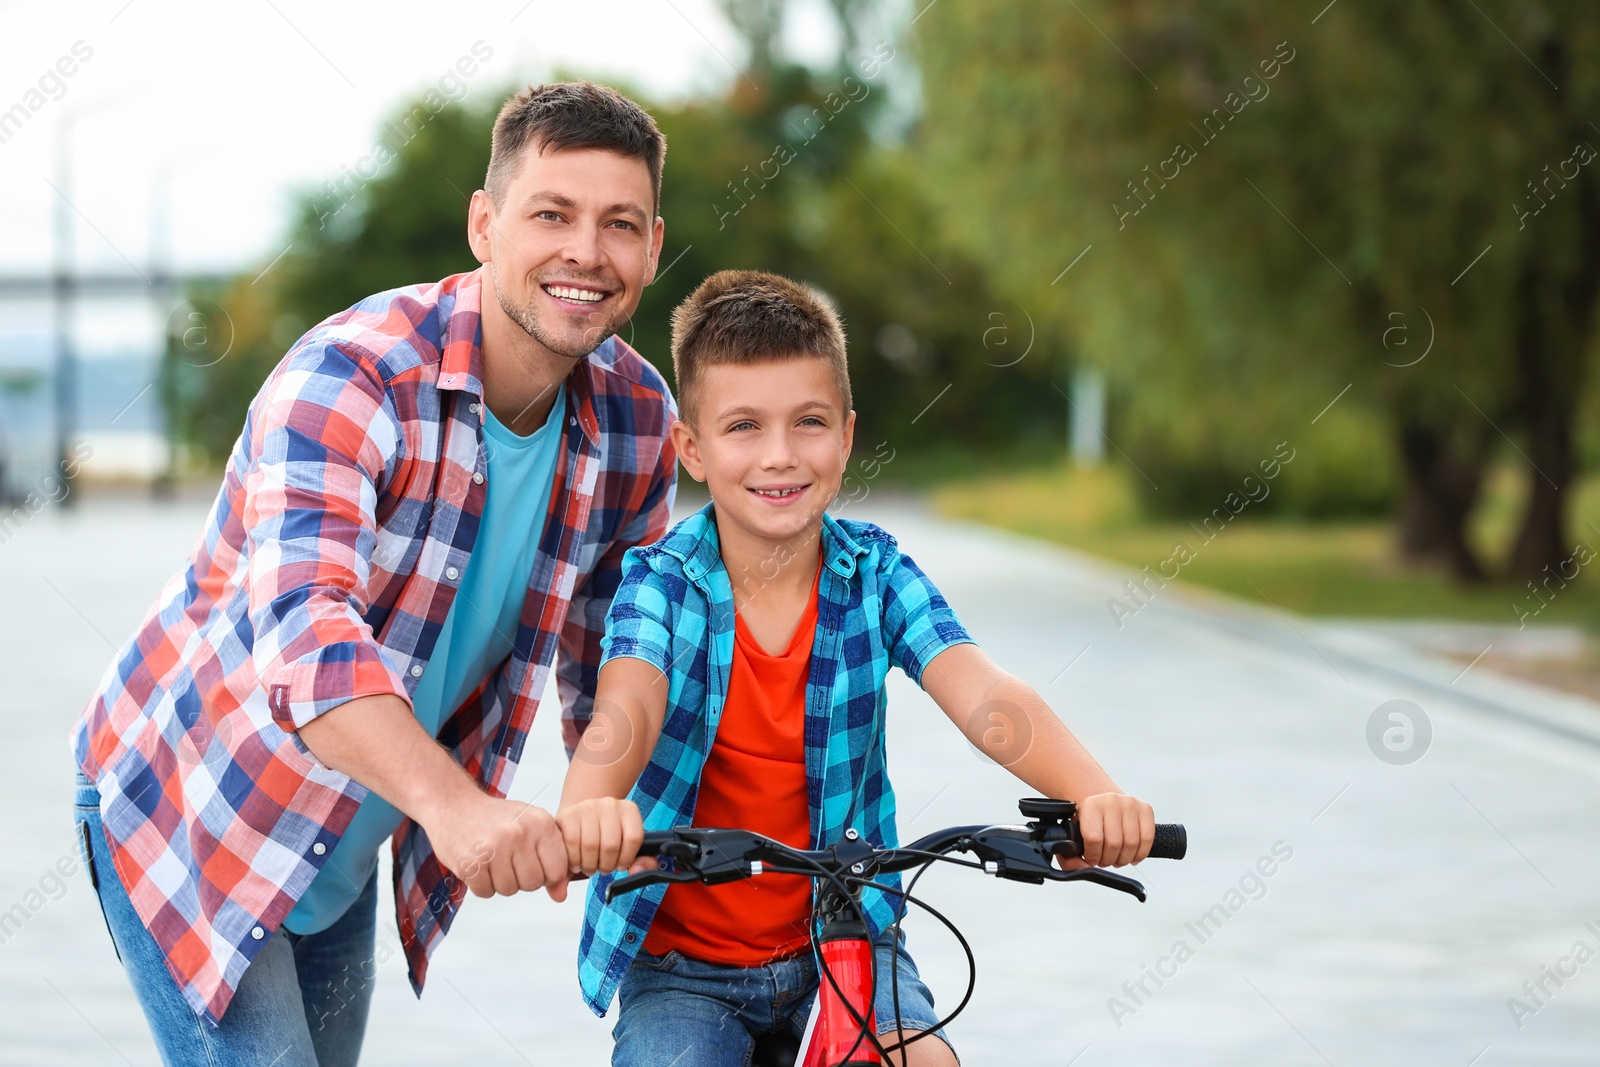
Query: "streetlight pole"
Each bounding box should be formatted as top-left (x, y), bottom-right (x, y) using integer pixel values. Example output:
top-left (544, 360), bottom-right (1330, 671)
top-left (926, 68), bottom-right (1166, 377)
top-left (52, 113), bottom-right (76, 507)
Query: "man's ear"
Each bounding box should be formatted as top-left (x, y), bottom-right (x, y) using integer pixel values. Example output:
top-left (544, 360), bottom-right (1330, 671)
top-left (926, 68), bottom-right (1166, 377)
top-left (466, 189), bottom-right (495, 265)
top-left (670, 418), bottom-right (706, 482)
top-left (643, 215), bottom-right (666, 287)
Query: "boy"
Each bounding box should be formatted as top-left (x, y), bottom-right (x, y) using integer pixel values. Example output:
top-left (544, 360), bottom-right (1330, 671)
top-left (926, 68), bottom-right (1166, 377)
top-left (557, 271), bottom-right (1156, 1066)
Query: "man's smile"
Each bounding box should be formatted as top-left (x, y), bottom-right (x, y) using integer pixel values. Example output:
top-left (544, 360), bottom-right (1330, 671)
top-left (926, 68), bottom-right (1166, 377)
top-left (541, 281), bottom-right (614, 311)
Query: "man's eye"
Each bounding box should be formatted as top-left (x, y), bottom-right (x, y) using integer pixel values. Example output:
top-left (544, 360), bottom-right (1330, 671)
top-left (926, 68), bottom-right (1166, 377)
top-left (534, 210), bottom-right (562, 222)
top-left (608, 220), bottom-right (639, 232)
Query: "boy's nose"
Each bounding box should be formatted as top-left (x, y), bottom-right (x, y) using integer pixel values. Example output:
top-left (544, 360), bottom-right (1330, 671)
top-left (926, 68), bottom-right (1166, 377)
top-left (761, 431), bottom-right (799, 468)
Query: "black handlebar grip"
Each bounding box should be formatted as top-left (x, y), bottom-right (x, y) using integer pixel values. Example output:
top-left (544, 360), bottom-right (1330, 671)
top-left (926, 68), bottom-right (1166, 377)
top-left (1149, 824), bottom-right (1187, 860)
top-left (636, 831), bottom-right (677, 856)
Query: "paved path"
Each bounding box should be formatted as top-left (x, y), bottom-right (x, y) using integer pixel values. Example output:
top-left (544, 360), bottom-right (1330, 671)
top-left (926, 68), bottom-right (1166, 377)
top-left (3, 492), bottom-right (1597, 1065)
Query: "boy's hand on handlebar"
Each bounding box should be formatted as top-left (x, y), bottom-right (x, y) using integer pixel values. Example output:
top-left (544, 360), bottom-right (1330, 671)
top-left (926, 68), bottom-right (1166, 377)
top-left (555, 797), bottom-right (652, 877)
top-left (1063, 793), bottom-right (1155, 869)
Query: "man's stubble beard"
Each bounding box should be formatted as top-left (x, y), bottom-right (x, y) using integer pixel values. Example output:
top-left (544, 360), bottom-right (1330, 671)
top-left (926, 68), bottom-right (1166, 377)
top-left (489, 261), bottom-right (625, 360)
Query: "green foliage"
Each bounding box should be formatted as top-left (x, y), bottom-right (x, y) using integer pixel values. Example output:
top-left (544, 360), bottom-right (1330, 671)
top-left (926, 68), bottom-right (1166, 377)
top-left (1274, 408), bottom-right (1397, 519)
top-left (1122, 400), bottom-right (1396, 520)
top-left (159, 276), bottom-right (291, 466)
top-left (910, 1), bottom-right (1600, 520)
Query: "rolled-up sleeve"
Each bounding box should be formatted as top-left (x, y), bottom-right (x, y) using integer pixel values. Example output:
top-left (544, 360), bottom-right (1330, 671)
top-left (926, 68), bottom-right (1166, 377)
top-left (881, 542), bottom-right (976, 687)
top-left (598, 548), bottom-right (675, 676)
top-left (242, 342), bottom-right (412, 732)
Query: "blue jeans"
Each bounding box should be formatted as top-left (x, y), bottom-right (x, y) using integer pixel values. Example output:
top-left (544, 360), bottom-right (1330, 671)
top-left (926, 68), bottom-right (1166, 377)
top-left (73, 771), bottom-right (379, 1066)
top-left (612, 933), bottom-right (954, 1067)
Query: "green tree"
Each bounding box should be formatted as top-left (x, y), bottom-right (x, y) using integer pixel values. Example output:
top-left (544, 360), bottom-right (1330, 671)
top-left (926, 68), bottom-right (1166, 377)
top-left (913, 1), bottom-right (1600, 580)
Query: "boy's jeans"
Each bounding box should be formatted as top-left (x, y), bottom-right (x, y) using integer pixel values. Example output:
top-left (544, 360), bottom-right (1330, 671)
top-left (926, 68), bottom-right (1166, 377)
top-left (612, 933), bottom-right (955, 1067)
top-left (73, 771), bottom-right (378, 1067)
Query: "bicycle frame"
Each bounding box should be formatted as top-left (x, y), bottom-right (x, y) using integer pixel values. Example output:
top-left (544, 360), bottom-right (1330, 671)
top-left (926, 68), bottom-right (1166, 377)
top-left (800, 920), bottom-right (879, 1066)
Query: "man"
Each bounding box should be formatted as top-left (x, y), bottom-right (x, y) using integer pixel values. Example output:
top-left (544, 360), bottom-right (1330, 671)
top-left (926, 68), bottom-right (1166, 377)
top-left (68, 81), bottom-right (677, 1065)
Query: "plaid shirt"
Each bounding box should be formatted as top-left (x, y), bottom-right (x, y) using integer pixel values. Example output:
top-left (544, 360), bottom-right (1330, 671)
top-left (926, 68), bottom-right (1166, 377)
top-left (577, 502), bottom-right (975, 1016)
top-left (70, 267), bottom-right (677, 1027)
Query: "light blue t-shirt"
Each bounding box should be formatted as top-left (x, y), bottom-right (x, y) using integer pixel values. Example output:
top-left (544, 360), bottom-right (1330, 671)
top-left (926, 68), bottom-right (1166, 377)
top-left (285, 382), bottom-right (567, 934)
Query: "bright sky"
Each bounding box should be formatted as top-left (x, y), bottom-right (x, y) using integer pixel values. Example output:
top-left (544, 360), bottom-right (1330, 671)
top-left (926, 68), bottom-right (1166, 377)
top-left (0, 0), bottom-right (847, 276)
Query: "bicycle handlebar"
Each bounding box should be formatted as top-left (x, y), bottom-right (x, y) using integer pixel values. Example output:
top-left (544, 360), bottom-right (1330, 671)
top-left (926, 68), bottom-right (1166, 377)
top-left (606, 798), bottom-right (1185, 904)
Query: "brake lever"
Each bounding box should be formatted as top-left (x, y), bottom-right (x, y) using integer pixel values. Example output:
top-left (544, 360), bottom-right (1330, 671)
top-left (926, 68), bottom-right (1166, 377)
top-left (604, 866), bottom-right (700, 902)
top-left (960, 825), bottom-right (1147, 902)
top-left (1044, 864), bottom-right (1147, 902)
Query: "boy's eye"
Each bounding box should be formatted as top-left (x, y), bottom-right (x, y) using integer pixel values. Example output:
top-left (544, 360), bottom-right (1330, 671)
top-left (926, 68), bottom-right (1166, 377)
top-left (729, 420), bottom-right (756, 432)
top-left (799, 416), bottom-right (825, 427)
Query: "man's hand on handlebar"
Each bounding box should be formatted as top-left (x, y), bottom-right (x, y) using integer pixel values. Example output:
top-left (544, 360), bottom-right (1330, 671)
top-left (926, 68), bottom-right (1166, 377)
top-left (427, 793), bottom-right (573, 901)
top-left (1062, 792), bottom-right (1156, 869)
top-left (556, 796), bottom-right (654, 878)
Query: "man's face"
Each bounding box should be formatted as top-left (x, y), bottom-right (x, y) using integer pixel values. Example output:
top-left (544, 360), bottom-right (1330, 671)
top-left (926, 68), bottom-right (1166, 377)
top-left (673, 357), bottom-right (855, 544)
top-left (469, 145), bottom-right (664, 359)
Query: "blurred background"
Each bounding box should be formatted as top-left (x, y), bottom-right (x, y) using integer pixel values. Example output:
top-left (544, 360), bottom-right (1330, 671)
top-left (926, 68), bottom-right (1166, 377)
top-left (9, 0), bottom-right (1600, 662)
top-left (4, 1), bottom-right (1600, 1064)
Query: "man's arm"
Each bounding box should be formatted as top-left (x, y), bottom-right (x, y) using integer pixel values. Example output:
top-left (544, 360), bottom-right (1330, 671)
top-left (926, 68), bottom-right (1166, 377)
top-left (298, 696), bottom-right (571, 900)
top-left (554, 656), bottom-right (670, 876)
top-left (918, 642), bottom-right (1156, 868)
top-left (244, 341), bottom-right (567, 900)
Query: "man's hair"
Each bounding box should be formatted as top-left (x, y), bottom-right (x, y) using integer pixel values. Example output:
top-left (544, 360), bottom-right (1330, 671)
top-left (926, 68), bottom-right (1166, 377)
top-left (671, 270), bottom-right (852, 428)
top-left (484, 81), bottom-right (666, 215)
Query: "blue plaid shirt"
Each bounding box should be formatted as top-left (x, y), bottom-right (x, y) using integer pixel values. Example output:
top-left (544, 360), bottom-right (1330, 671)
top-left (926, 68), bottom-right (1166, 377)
top-left (576, 501), bottom-right (975, 1015)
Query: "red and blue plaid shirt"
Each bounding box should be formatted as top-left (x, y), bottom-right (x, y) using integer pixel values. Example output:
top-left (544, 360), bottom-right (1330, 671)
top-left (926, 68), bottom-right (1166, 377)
top-left (70, 267), bottom-right (677, 1026)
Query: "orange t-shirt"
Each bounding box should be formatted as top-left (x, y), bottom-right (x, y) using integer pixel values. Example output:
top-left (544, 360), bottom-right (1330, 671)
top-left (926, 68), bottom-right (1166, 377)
top-left (644, 565), bottom-right (821, 965)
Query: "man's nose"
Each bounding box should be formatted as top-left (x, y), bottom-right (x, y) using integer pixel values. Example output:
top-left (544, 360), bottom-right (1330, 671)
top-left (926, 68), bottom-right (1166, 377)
top-left (560, 224), bottom-right (604, 270)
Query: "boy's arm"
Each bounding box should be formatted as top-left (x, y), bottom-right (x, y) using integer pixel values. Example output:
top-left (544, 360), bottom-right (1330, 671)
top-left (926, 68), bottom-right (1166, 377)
top-left (918, 642), bottom-right (1155, 867)
top-left (556, 656), bottom-right (670, 876)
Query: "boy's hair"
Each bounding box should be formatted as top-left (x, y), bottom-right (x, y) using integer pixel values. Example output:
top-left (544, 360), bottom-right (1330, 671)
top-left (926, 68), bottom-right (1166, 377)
top-left (485, 81), bottom-right (666, 215)
top-left (670, 270), bottom-right (852, 428)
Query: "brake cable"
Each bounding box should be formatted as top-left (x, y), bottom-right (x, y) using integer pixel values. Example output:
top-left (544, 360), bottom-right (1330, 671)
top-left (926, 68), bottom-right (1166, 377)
top-left (778, 848), bottom-right (894, 1065)
top-left (849, 855), bottom-right (980, 1063)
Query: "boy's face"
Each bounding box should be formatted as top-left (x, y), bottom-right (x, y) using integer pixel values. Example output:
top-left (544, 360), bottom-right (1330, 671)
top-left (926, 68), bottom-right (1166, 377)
top-left (672, 356), bottom-right (855, 545)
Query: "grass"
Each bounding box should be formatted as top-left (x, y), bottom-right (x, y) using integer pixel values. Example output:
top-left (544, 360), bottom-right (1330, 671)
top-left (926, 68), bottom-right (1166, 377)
top-left (930, 461), bottom-right (1600, 627)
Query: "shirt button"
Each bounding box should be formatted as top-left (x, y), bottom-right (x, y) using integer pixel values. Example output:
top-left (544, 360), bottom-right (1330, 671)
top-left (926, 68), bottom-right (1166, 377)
top-left (313, 842), bottom-right (327, 856)
top-left (472, 472), bottom-right (485, 485)
top-left (251, 926), bottom-right (265, 941)
top-left (624, 931), bottom-right (637, 943)
top-left (409, 664), bottom-right (424, 678)
top-left (445, 566), bottom-right (460, 581)
top-left (469, 402), bottom-right (480, 414)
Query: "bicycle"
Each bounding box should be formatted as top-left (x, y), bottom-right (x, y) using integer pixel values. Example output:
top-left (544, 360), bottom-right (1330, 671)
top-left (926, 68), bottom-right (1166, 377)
top-left (605, 798), bottom-right (1188, 1067)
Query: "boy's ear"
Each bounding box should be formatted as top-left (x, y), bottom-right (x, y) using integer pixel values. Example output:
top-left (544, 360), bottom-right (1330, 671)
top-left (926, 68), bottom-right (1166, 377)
top-left (670, 419), bottom-right (707, 482)
top-left (842, 409), bottom-right (856, 463)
